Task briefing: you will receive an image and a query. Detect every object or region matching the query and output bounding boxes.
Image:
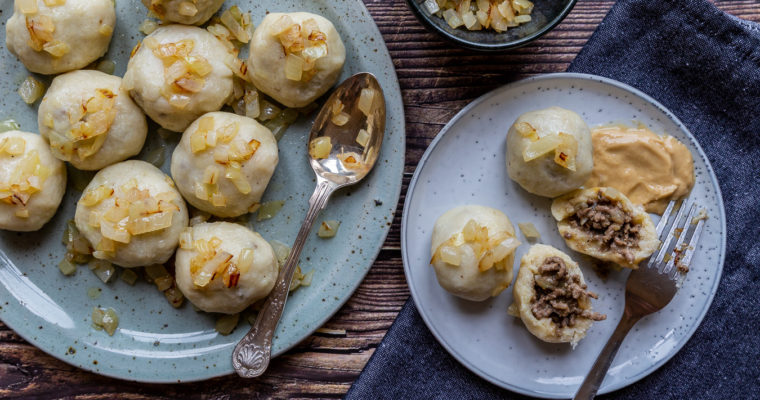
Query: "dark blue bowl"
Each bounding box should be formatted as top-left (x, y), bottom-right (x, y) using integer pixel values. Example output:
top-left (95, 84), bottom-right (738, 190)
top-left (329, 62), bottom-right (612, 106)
top-left (406, 0), bottom-right (577, 51)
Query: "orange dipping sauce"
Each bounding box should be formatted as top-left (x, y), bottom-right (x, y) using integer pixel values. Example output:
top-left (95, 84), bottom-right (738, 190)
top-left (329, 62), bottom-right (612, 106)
top-left (584, 125), bottom-right (694, 214)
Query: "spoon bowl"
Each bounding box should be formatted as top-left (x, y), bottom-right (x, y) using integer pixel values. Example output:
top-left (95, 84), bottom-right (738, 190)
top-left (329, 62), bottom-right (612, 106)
top-left (309, 73), bottom-right (386, 186)
top-left (232, 73), bottom-right (386, 378)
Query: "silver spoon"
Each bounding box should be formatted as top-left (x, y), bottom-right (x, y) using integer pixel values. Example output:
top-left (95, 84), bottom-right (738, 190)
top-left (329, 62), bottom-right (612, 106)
top-left (232, 73), bottom-right (386, 378)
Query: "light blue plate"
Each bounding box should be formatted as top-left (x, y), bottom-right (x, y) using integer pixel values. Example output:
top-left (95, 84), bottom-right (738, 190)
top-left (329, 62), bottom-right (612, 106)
top-left (0, 0), bottom-right (404, 382)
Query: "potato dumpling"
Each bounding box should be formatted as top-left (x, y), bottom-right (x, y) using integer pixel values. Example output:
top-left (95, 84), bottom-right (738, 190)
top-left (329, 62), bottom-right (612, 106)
top-left (509, 244), bottom-right (606, 346)
top-left (0, 131), bottom-right (66, 231)
top-left (74, 160), bottom-right (189, 268)
top-left (141, 0), bottom-right (225, 25)
top-left (123, 25), bottom-right (234, 132)
top-left (171, 112), bottom-right (279, 218)
top-left (430, 205), bottom-right (521, 301)
top-left (5, 0), bottom-right (116, 75)
top-left (38, 70), bottom-right (148, 171)
top-left (247, 12), bottom-right (346, 108)
top-left (175, 222), bottom-right (278, 314)
top-left (506, 107), bottom-right (593, 198)
top-left (551, 187), bottom-right (659, 269)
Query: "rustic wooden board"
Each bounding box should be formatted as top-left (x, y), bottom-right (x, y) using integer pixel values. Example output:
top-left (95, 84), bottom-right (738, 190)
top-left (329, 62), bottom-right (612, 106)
top-left (1, 0), bottom-right (757, 398)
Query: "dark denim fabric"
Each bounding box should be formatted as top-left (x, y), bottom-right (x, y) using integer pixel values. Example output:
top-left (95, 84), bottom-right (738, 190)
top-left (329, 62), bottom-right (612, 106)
top-left (346, 0), bottom-right (760, 398)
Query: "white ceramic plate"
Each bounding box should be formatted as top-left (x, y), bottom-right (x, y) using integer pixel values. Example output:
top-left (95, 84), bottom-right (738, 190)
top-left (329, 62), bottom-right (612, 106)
top-left (0, 0), bottom-right (405, 382)
top-left (402, 73), bottom-right (726, 398)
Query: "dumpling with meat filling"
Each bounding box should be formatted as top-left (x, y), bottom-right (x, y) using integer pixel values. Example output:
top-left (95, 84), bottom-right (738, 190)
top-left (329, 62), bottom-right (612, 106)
top-left (5, 0), bottom-right (116, 75)
top-left (74, 160), bottom-right (189, 268)
top-left (38, 70), bottom-right (148, 171)
top-left (430, 205), bottom-right (521, 301)
top-left (551, 187), bottom-right (659, 269)
top-left (0, 131), bottom-right (66, 231)
top-left (509, 244), bottom-right (606, 346)
top-left (175, 221), bottom-right (278, 314)
top-left (247, 12), bottom-right (346, 108)
top-left (141, 0), bottom-right (225, 25)
top-left (171, 112), bottom-right (279, 218)
top-left (506, 107), bottom-right (593, 198)
top-left (123, 25), bottom-right (234, 132)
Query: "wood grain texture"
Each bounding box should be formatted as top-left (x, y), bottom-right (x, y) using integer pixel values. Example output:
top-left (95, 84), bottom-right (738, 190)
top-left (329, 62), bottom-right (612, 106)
top-left (1, 1), bottom-right (757, 398)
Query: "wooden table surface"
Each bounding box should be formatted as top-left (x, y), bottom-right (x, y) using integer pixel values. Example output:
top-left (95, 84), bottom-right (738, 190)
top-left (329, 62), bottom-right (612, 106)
top-left (1, 0), bottom-right (758, 398)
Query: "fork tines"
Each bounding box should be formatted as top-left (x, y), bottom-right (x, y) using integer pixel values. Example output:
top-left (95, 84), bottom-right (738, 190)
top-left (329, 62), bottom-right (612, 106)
top-left (645, 200), bottom-right (707, 283)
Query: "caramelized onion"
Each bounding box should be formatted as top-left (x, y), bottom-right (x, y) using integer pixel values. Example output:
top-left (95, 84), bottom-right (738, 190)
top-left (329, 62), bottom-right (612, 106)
top-left (42, 40), bottom-right (70, 57)
top-left (309, 136), bottom-right (331, 159)
top-left (25, 15), bottom-right (54, 51)
top-left (356, 129), bottom-right (370, 148)
top-left (431, 0), bottom-right (533, 32)
top-left (82, 180), bottom-right (178, 252)
top-left (257, 200), bottom-right (285, 221)
top-left (237, 248), bottom-right (254, 273)
top-left (92, 307), bottom-right (119, 336)
top-left (190, 234), bottom-right (236, 289)
top-left (523, 134), bottom-right (562, 162)
top-left (178, 1), bottom-right (198, 17)
top-left (149, 38), bottom-right (215, 107)
top-left (554, 132), bottom-right (578, 171)
top-left (358, 88), bottom-right (376, 117)
top-left (81, 185), bottom-right (114, 206)
top-left (215, 313), bottom-right (239, 335)
top-left (220, 6), bottom-right (252, 43)
top-left (58, 259), bottom-right (77, 276)
top-left (18, 76), bottom-right (46, 104)
top-left (518, 222), bottom-right (541, 239)
top-left (274, 17), bottom-right (329, 82)
top-left (431, 218), bottom-right (521, 272)
top-left (139, 19), bottom-right (158, 35)
top-left (225, 161), bottom-right (251, 194)
top-left (1, 148), bottom-right (51, 212)
top-left (51, 88), bottom-right (118, 161)
top-left (19, 0), bottom-right (39, 14)
top-left (317, 220), bottom-right (340, 238)
top-left (0, 119), bottom-right (21, 133)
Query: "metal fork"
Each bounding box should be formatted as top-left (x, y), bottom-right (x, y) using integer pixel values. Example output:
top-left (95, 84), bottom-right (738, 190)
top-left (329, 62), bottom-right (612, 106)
top-left (574, 200), bottom-right (707, 400)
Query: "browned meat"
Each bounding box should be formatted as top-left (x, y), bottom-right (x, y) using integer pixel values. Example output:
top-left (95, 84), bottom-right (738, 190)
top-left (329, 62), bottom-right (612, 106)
top-left (530, 257), bottom-right (606, 329)
top-left (673, 243), bottom-right (690, 273)
top-left (569, 192), bottom-right (641, 263)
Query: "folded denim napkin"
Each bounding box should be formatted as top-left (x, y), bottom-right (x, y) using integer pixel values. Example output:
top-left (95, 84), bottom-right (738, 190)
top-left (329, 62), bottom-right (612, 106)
top-left (346, 0), bottom-right (760, 398)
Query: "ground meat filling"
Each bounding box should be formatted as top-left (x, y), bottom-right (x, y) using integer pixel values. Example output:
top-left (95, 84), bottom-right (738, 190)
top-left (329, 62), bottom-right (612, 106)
top-left (568, 192), bottom-right (641, 263)
top-left (530, 257), bottom-right (606, 329)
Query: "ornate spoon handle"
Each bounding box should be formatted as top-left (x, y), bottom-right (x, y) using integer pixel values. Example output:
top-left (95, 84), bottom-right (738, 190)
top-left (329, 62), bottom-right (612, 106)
top-left (232, 178), bottom-right (335, 378)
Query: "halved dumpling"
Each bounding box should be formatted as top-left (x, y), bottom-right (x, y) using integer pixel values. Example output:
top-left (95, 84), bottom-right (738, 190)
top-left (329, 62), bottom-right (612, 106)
top-left (430, 205), bottom-right (521, 301)
top-left (509, 244), bottom-right (605, 346)
top-left (551, 187), bottom-right (659, 269)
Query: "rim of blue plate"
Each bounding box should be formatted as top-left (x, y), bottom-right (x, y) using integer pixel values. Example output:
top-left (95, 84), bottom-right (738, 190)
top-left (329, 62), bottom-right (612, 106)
top-left (401, 72), bottom-right (727, 397)
top-left (405, 0), bottom-right (578, 51)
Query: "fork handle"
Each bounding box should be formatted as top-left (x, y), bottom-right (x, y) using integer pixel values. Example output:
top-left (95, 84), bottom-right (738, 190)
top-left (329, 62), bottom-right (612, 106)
top-left (574, 314), bottom-right (640, 400)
